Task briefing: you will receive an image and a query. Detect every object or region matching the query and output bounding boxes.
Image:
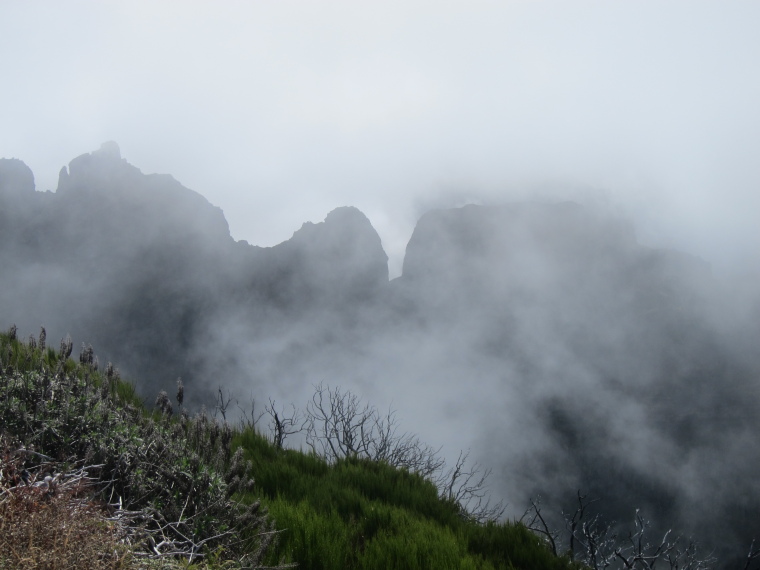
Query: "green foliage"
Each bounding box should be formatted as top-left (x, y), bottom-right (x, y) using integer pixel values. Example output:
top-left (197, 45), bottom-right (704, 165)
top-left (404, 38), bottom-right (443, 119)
top-left (1, 325), bottom-right (577, 569)
top-left (234, 430), bottom-right (575, 570)
top-left (0, 327), bottom-right (274, 568)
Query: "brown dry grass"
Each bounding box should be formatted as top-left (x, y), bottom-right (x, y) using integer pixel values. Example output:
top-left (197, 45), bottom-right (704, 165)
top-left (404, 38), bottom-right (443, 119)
top-left (0, 461), bottom-right (133, 570)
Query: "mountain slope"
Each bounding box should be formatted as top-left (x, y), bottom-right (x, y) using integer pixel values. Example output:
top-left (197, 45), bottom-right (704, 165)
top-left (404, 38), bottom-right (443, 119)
top-left (2, 145), bottom-right (759, 566)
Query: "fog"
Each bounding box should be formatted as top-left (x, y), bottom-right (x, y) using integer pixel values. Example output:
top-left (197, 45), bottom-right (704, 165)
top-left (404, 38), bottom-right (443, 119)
top-left (4, 141), bottom-right (760, 568)
top-left (2, 1), bottom-right (760, 277)
top-left (3, 3), bottom-right (760, 567)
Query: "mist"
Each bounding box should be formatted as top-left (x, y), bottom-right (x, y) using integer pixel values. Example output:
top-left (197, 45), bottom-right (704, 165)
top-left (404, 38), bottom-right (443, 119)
top-left (3, 1), bottom-right (760, 278)
top-left (3, 2), bottom-right (760, 566)
top-left (3, 143), bottom-right (760, 567)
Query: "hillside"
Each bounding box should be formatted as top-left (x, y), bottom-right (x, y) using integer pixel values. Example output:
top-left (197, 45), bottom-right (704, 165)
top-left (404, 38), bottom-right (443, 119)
top-left (0, 327), bottom-right (580, 569)
top-left (2, 145), bottom-right (760, 566)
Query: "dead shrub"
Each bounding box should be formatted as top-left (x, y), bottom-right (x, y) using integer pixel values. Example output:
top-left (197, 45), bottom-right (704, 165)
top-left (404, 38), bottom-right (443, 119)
top-left (0, 455), bottom-right (132, 569)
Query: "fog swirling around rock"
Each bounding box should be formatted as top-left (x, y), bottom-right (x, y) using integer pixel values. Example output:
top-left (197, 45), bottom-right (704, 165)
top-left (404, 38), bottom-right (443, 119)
top-left (2, 144), bottom-right (758, 566)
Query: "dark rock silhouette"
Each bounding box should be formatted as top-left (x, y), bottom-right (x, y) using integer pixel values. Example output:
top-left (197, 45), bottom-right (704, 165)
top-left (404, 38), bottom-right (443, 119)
top-left (400, 201), bottom-right (706, 297)
top-left (0, 158), bottom-right (35, 198)
top-left (257, 206), bottom-right (389, 308)
top-left (0, 144), bottom-right (390, 400)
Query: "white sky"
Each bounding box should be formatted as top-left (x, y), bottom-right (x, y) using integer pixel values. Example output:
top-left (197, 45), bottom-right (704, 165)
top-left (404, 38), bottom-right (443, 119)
top-left (2, 1), bottom-right (759, 277)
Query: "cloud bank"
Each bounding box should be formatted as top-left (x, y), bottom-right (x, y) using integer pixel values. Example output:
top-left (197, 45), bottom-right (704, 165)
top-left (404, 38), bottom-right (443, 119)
top-left (2, 1), bottom-right (760, 277)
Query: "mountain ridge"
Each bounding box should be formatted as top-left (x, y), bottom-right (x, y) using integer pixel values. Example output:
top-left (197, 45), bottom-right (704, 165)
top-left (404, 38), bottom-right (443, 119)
top-left (2, 144), bottom-right (758, 567)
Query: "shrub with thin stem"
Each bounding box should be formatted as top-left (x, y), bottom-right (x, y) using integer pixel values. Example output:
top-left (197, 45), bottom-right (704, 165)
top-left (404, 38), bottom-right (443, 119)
top-left (0, 329), bottom-right (282, 568)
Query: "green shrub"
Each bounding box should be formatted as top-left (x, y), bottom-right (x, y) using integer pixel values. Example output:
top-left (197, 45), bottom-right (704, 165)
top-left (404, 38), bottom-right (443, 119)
top-left (233, 427), bottom-right (574, 570)
top-left (0, 327), bottom-right (276, 568)
top-left (1, 325), bottom-right (577, 569)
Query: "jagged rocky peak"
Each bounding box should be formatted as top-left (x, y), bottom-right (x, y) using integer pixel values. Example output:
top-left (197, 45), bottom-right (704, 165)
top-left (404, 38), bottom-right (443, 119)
top-left (294, 206), bottom-right (386, 256)
top-left (401, 201), bottom-right (639, 284)
top-left (399, 201), bottom-right (712, 316)
top-left (97, 140), bottom-right (122, 159)
top-left (266, 206), bottom-right (389, 303)
top-left (55, 142), bottom-right (232, 246)
top-left (57, 141), bottom-right (137, 194)
top-left (396, 201), bottom-right (662, 311)
top-left (293, 206), bottom-right (388, 280)
top-left (0, 158), bottom-right (35, 198)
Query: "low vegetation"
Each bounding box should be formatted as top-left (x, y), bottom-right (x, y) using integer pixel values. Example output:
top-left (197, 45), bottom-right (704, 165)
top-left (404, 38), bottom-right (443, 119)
top-left (0, 324), bottom-right (579, 568)
top-left (0, 449), bottom-right (132, 569)
top-left (236, 429), bottom-right (572, 569)
top-left (0, 325), bottom-right (277, 568)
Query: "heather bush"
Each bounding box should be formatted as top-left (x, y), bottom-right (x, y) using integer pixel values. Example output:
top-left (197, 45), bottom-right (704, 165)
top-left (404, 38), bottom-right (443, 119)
top-left (0, 326), bottom-right (280, 568)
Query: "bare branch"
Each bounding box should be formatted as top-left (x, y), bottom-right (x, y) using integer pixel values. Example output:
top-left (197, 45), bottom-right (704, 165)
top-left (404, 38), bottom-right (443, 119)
top-left (214, 386), bottom-right (234, 422)
top-left (302, 383), bottom-right (504, 522)
top-left (522, 492), bottom-right (715, 570)
top-left (303, 383), bottom-right (441, 473)
top-left (520, 496), bottom-right (559, 556)
top-left (436, 449), bottom-right (505, 523)
top-left (237, 395), bottom-right (265, 431)
top-left (744, 539), bottom-right (760, 570)
top-left (264, 398), bottom-right (303, 449)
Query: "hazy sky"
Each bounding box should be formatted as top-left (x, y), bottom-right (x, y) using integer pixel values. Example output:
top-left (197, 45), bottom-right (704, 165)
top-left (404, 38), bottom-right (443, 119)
top-left (2, 1), bottom-right (759, 277)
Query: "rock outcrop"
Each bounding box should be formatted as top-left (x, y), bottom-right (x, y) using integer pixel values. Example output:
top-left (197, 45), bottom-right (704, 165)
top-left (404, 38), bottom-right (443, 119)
top-left (56, 142), bottom-right (233, 253)
top-left (259, 206), bottom-right (389, 307)
top-left (0, 158), bottom-right (35, 198)
top-left (0, 144), bottom-right (391, 396)
top-left (397, 201), bottom-right (709, 316)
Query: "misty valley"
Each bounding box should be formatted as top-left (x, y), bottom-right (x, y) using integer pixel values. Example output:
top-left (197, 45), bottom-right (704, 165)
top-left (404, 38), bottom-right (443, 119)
top-left (1, 143), bottom-right (759, 569)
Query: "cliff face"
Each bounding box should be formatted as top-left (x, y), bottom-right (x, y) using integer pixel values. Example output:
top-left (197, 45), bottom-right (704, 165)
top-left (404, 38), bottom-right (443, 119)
top-left (0, 158), bottom-right (40, 241)
top-left (0, 145), bottom-right (391, 396)
top-left (0, 158), bottom-right (35, 197)
top-left (55, 142), bottom-right (233, 258)
top-left (0, 146), bottom-right (718, 400)
top-left (260, 206), bottom-right (389, 308)
top-left (394, 202), bottom-right (760, 562)
top-left (396, 201), bottom-right (710, 327)
top-left (400, 202), bottom-right (636, 298)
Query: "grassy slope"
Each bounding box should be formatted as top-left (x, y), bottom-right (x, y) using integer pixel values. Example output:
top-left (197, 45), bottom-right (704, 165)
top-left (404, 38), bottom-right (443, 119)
top-left (237, 429), bottom-right (576, 569)
top-left (0, 327), bottom-right (577, 570)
